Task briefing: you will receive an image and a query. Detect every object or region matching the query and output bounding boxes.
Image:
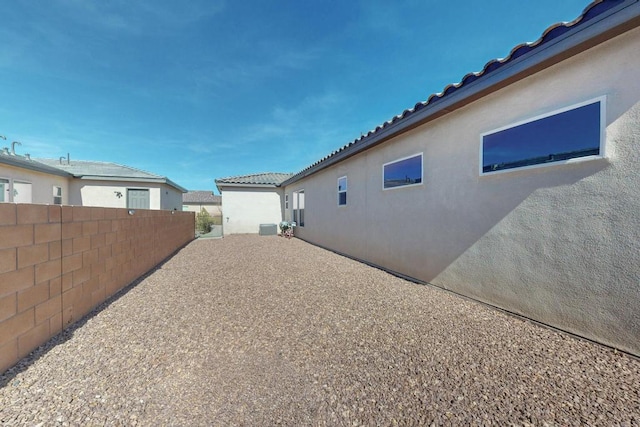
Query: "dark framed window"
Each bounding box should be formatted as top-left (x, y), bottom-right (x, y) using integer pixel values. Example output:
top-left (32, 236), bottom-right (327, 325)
top-left (481, 97), bottom-right (605, 175)
top-left (338, 176), bottom-right (347, 206)
top-left (284, 193), bottom-right (289, 210)
top-left (383, 153), bottom-right (423, 190)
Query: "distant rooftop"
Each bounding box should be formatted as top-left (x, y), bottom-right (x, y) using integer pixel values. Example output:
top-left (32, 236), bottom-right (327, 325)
top-left (183, 191), bottom-right (221, 204)
top-left (35, 158), bottom-right (187, 192)
top-left (215, 172), bottom-right (293, 189)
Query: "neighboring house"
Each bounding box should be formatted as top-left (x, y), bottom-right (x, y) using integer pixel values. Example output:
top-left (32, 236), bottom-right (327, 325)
top-left (0, 151), bottom-right (71, 205)
top-left (215, 173), bottom-right (292, 235)
top-left (214, 0), bottom-right (640, 357)
top-left (36, 158), bottom-right (186, 210)
top-left (0, 150), bottom-right (186, 210)
top-left (182, 191), bottom-right (222, 216)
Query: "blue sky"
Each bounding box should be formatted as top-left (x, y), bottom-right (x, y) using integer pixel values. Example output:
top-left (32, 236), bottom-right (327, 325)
top-left (0, 0), bottom-right (592, 192)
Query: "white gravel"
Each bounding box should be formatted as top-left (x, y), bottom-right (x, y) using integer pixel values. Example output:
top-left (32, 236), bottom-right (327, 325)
top-left (1, 235), bottom-right (639, 426)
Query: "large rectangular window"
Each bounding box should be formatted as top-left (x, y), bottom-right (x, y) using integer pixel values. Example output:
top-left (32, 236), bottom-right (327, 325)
top-left (481, 97), bottom-right (605, 175)
top-left (383, 153), bottom-right (423, 190)
top-left (292, 190), bottom-right (304, 227)
top-left (337, 176), bottom-right (347, 206)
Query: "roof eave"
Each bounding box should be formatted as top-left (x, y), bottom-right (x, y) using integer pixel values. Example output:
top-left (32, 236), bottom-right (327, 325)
top-left (76, 175), bottom-right (188, 192)
top-left (215, 182), bottom-right (281, 193)
top-left (0, 156), bottom-right (72, 178)
top-left (282, 0), bottom-right (640, 187)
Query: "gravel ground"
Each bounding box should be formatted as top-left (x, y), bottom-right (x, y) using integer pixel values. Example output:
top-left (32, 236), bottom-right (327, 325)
top-left (1, 235), bottom-right (639, 426)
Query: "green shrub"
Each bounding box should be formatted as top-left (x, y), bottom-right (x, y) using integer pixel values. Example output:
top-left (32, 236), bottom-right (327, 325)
top-left (196, 208), bottom-right (215, 233)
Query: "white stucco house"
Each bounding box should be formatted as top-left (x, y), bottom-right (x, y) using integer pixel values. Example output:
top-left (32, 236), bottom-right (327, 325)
top-left (0, 151), bottom-right (186, 210)
top-left (214, 0), bottom-right (640, 356)
top-left (0, 150), bottom-right (71, 205)
top-left (215, 173), bottom-right (292, 235)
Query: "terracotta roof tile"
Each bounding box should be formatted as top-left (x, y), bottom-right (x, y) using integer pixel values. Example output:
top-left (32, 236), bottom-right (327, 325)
top-left (284, 0), bottom-right (628, 185)
top-left (215, 172), bottom-right (293, 186)
top-left (183, 191), bottom-right (221, 204)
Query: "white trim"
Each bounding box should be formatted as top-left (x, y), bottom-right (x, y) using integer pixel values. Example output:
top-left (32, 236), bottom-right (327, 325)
top-left (479, 95), bottom-right (607, 176)
top-left (382, 152), bottom-right (424, 191)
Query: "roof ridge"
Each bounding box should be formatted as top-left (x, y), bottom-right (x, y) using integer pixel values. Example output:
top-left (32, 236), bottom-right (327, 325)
top-left (101, 160), bottom-right (164, 178)
top-left (35, 157), bottom-right (165, 178)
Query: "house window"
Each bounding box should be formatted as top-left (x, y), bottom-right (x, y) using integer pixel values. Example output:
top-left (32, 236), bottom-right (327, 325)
top-left (338, 176), bottom-right (347, 206)
top-left (292, 190), bottom-right (305, 227)
top-left (53, 186), bottom-right (62, 205)
top-left (13, 180), bottom-right (32, 203)
top-left (284, 194), bottom-right (289, 210)
top-left (481, 97), bottom-right (605, 175)
top-left (383, 153), bottom-right (423, 190)
top-left (0, 178), bottom-right (8, 202)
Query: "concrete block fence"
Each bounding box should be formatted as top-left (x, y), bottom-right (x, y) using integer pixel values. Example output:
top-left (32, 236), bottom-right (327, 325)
top-left (0, 204), bottom-right (195, 374)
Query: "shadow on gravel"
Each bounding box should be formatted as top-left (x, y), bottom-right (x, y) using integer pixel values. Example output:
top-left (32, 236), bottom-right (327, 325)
top-left (0, 244), bottom-right (190, 389)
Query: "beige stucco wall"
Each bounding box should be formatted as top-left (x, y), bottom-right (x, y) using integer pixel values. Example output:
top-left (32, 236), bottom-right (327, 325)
top-left (182, 203), bottom-right (222, 216)
top-left (160, 185), bottom-right (184, 211)
top-left (220, 186), bottom-right (284, 235)
top-left (68, 180), bottom-right (183, 210)
top-left (0, 163), bottom-right (70, 205)
top-left (285, 26), bottom-right (640, 355)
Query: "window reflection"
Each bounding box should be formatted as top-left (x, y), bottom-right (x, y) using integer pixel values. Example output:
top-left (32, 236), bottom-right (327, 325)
top-left (482, 100), bottom-right (603, 174)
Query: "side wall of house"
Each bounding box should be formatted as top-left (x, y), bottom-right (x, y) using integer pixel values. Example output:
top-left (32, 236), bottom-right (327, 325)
top-left (286, 27), bottom-right (640, 355)
top-left (160, 184), bottom-right (184, 211)
top-left (220, 186), bottom-right (284, 235)
top-left (0, 204), bottom-right (195, 374)
top-left (0, 164), bottom-right (70, 205)
top-left (69, 180), bottom-right (168, 209)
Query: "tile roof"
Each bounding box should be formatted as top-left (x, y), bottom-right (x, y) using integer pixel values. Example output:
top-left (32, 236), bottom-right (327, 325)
top-left (183, 191), bottom-right (221, 204)
top-left (36, 158), bottom-right (163, 179)
top-left (34, 158), bottom-right (188, 192)
top-left (283, 0), bottom-right (635, 186)
top-left (215, 172), bottom-right (293, 187)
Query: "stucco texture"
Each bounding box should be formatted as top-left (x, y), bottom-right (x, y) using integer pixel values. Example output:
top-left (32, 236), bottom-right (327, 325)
top-left (221, 187), bottom-right (284, 235)
top-left (0, 164), bottom-right (69, 205)
top-left (288, 27), bottom-right (640, 355)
